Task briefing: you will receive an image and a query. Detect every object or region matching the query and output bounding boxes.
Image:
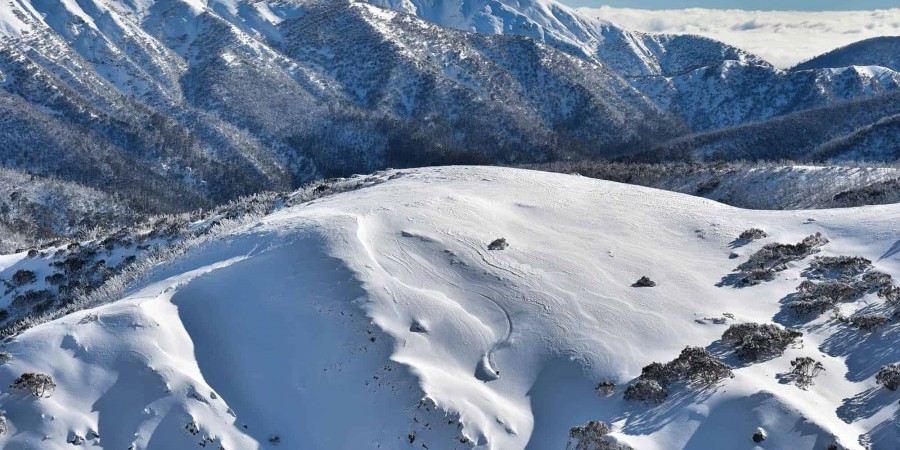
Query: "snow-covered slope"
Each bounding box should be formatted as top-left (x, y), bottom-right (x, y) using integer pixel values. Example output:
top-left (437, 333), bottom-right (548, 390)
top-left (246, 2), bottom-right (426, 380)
top-left (0, 167), bottom-right (897, 449)
top-left (523, 161), bottom-right (900, 210)
top-left (794, 37), bottom-right (900, 73)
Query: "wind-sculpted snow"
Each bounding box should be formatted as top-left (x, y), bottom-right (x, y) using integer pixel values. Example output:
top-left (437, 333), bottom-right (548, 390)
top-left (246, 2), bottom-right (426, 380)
top-left (0, 167), bottom-right (897, 449)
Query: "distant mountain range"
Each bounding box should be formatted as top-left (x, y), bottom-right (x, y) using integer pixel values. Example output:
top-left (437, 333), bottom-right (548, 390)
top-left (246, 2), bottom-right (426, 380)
top-left (0, 0), bottom-right (897, 221)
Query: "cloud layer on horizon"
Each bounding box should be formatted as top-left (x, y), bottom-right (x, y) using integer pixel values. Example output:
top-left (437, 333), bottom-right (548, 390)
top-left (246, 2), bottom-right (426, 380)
top-left (578, 6), bottom-right (900, 68)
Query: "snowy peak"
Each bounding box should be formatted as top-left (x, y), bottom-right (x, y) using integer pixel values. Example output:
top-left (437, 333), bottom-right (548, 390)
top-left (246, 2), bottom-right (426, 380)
top-left (366, 0), bottom-right (769, 77)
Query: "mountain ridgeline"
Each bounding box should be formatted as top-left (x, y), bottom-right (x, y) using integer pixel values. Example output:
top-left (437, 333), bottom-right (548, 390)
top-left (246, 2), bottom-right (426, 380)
top-left (0, 0), bottom-right (898, 225)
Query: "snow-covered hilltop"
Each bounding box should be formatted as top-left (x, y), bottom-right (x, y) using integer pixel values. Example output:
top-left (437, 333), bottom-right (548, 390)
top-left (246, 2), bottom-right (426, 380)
top-left (0, 167), bottom-right (897, 449)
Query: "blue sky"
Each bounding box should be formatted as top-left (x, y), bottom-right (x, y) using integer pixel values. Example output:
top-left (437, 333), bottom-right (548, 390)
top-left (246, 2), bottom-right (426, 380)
top-left (561, 0), bottom-right (899, 10)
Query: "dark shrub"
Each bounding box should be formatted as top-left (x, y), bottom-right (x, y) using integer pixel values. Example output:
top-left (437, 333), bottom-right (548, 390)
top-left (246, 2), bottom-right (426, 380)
top-left (10, 290), bottom-right (54, 310)
top-left (0, 352), bottom-right (11, 363)
top-left (11, 269), bottom-right (36, 286)
top-left (632, 276), bottom-right (656, 287)
top-left (806, 256), bottom-right (872, 280)
top-left (876, 364), bottom-right (900, 391)
top-left (740, 267), bottom-right (776, 286)
top-left (624, 379), bottom-right (668, 403)
top-left (879, 285), bottom-right (899, 305)
top-left (738, 228), bottom-right (768, 240)
top-left (862, 271), bottom-right (893, 289)
top-left (640, 362), bottom-right (676, 386)
top-left (44, 273), bottom-right (66, 285)
top-left (11, 372), bottom-right (56, 397)
top-left (752, 429), bottom-right (766, 443)
top-left (849, 314), bottom-right (891, 332)
top-left (789, 357), bottom-right (825, 389)
top-left (667, 346), bottom-right (733, 384)
top-left (738, 233), bottom-right (828, 272)
top-left (488, 238), bottom-right (508, 251)
top-left (568, 421), bottom-right (633, 450)
top-left (722, 323), bottom-right (802, 362)
top-left (787, 280), bottom-right (866, 317)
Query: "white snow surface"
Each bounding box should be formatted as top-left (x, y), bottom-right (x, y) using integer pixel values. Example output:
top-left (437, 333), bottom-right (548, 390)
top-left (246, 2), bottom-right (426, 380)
top-left (0, 167), bottom-right (898, 449)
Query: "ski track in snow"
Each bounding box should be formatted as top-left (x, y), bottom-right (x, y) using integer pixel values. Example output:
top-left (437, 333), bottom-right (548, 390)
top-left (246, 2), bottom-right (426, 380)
top-left (0, 166), bottom-right (898, 449)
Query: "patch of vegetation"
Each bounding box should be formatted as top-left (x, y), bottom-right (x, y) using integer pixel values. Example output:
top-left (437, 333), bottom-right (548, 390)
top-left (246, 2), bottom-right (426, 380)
top-left (567, 421), bottom-right (633, 450)
top-left (876, 364), bottom-right (900, 391)
top-left (721, 323), bottom-right (802, 362)
top-left (788, 357), bottom-right (826, 389)
top-left (11, 372), bottom-right (56, 397)
top-left (488, 238), bottom-right (509, 251)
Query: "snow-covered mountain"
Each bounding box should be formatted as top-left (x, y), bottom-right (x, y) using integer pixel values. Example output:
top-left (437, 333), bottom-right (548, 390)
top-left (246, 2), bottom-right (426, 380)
top-left (0, 167), bottom-right (897, 449)
top-left (374, 0), bottom-right (900, 131)
top-left (794, 37), bottom-right (900, 73)
top-left (0, 0), bottom-right (681, 206)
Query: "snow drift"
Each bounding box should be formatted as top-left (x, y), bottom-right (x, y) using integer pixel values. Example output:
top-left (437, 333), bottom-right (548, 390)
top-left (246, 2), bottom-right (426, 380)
top-left (0, 167), bottom-right (897, 449)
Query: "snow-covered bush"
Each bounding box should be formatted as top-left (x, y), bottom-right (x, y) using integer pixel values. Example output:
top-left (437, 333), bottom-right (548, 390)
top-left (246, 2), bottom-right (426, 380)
top-left (787, 280), bottom-right (866, 317)
top-left (879, 285), bottom-right (899, 305)
top-left (849, 314), bottom-right (891, 332)
top-left (806, 256), bottom-right (872, 280)
top-left (632, 276), bottom-right (656, 287)
top-left (738, 228), bottom-right (767, 240)
top-left (667, 347), bottom-right (733, 384)
top-left (567, 421), bottom-right (634, 450)
top-left (0, 352), bottom-right (11, 364)
top-left (739, 267), bottom-right (776, 286)
top-left (722, 323), bottom-right (802, 362)
top-left (639, 362), bottom-right (677, 386)
top-left (488, 238), bottom-right (509, 251)
top-left (876, 364), bottom-right (900, 391)
top-left (595, 381), bottom-right (616, 396)
top-left (0, 413), bottom-right (7, 436)
top-left (862, 271), bottom-right (893, 289)
top-left (624, 379), bottom-right (668, 403)
top-left (639, 347), bottom-right (732, 386)
top-left (789, 357), bottom-right (825, 389)
top-left (11, 372), bottom-right (56, 397)
top-left (730, 233), bottom-right (829, 286)
top-left (738, 233), bottom-right (828, 272)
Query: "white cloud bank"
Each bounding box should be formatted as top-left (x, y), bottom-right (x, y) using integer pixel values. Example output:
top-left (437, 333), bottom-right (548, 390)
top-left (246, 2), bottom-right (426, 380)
top-left (578, 6), bottom-right (900, 68)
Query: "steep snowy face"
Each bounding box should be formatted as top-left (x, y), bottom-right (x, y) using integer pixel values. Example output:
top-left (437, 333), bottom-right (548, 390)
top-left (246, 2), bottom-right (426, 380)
top-left (0, 167), bottom-right (898, 449)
